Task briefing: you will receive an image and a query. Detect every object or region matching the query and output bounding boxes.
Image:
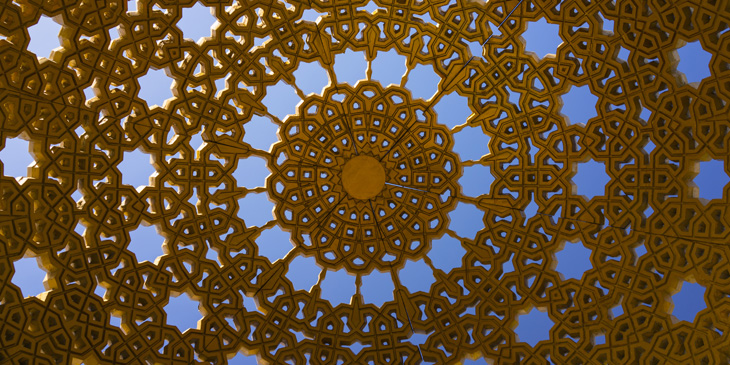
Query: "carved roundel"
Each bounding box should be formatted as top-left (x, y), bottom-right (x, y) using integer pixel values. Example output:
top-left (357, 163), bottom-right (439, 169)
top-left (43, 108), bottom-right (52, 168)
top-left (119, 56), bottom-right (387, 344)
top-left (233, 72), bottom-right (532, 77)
top-left (3, 0), bottom-right (730, 363)
top-left (267, 82), bottom-right (460, 272)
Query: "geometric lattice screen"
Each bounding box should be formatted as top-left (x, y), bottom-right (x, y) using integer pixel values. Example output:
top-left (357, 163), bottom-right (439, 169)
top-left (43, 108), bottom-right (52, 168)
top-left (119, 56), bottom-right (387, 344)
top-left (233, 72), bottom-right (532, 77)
top-left (1, 0), bottom-right (729, 363)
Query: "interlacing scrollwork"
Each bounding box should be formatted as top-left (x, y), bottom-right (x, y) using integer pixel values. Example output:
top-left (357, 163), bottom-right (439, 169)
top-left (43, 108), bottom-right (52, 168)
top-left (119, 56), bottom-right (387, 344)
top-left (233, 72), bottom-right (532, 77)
top-left (1, 0), bottom-right (729, 364)
top-left (268, 82), bottom-right (460, 273)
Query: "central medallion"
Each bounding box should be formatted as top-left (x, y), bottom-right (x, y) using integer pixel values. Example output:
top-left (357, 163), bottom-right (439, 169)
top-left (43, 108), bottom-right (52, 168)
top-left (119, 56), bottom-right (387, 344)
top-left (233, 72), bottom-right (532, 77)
top-left (341, 155), bottom-right (386, 200)
top-left (267, 81), bottom-right (461, 272)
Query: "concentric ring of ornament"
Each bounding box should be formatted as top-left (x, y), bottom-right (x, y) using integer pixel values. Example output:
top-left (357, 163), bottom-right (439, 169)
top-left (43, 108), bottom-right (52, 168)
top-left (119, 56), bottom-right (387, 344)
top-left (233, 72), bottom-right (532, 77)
top-left (267, 81), bottom-right (461, 272)
top-left (3, 0), bottom-right (730, 363)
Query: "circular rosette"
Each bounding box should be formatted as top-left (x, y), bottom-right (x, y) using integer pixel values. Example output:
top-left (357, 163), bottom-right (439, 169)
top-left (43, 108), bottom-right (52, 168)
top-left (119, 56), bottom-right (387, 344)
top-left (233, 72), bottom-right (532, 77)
top-left (267, 81), bottom-right (461, 272)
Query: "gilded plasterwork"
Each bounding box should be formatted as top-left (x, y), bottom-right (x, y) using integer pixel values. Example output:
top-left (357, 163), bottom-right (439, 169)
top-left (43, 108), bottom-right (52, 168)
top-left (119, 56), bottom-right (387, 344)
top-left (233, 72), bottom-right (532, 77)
top-left (1, 0), bottom-right (729, 363)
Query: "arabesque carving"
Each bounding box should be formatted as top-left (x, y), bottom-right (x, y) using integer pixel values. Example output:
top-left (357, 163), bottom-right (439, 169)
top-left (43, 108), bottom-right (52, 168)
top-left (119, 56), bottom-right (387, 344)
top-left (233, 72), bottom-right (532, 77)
top-left (1, 0), bottom-right (730, 363)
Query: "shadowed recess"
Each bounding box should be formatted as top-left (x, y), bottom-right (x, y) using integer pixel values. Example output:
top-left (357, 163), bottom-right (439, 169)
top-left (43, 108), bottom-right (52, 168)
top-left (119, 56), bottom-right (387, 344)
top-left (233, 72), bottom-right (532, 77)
top-left (2, 1), bottom-right (729, 363)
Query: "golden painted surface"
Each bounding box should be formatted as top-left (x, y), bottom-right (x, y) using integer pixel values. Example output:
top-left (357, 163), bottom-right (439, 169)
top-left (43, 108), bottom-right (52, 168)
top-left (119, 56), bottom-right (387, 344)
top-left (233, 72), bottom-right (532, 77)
top-left (341, 156), bottom-right (386, 201)
top-left (0, 0), bottom-right (729, 364)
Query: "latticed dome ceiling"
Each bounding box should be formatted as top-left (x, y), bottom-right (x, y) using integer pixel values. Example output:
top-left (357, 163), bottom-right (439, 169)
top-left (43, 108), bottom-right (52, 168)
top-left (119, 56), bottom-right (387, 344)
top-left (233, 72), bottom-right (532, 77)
top-left (1, 0), bottom-right (730, 363)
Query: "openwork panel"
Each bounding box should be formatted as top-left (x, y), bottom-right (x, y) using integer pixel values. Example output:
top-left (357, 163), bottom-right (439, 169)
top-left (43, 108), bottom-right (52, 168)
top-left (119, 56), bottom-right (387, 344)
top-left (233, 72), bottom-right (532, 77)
top-left (1, 0), bottom-right (730, 363)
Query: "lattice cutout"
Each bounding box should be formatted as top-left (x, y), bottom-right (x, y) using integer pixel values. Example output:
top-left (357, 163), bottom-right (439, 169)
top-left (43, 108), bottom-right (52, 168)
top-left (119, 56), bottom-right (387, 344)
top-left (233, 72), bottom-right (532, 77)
top-left (1, 0), bottom-right (730, 364)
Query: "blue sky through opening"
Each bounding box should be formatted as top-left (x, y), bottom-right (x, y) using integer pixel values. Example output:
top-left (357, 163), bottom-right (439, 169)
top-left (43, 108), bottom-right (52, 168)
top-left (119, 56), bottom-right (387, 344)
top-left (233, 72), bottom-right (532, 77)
top-left (2, 5), bottom-right (724, 363)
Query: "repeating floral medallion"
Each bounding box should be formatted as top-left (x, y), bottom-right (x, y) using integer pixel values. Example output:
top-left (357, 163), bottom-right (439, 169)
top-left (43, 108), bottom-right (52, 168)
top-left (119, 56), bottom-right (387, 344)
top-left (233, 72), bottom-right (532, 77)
top-left (268, 82), bottom-right (460, 272)
top-left (0, 0), bottom-right (729, 364)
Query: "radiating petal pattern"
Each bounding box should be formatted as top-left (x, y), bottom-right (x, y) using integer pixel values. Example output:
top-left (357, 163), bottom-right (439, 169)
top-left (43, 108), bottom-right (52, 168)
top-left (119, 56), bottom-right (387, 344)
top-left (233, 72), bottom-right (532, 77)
top-left (1, 0), bottom-right (730, 364)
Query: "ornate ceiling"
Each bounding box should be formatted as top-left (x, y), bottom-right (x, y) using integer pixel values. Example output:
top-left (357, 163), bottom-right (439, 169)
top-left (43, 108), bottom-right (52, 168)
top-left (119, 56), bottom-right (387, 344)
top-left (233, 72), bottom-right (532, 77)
top-left (1, 0), bottom-right (730, 363)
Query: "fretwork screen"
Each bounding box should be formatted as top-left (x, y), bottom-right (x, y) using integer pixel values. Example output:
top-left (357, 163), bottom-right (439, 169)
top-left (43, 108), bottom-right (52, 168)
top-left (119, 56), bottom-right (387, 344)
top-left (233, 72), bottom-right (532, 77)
top-left (1, 0), bottom-right (730, 364)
